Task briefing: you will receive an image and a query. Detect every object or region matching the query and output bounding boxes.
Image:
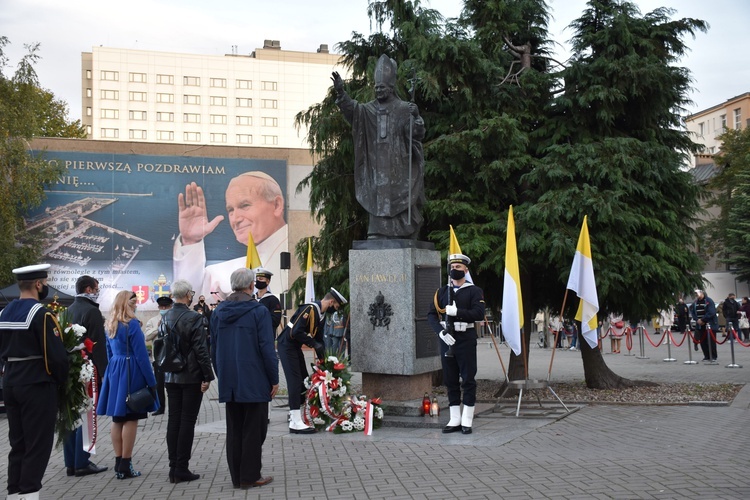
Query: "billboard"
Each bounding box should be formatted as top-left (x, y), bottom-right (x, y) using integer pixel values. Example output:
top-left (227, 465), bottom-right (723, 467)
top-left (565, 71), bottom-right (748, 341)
top-left (28, 151), bottom-right (288, 310)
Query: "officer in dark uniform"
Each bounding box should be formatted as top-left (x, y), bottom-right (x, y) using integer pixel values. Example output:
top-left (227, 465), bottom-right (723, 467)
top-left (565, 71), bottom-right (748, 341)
top-left (253, 267), bottom-right (282, 332)
top-left (427, 254), bottom-right (485, 435)
top-left (277, 288), bottom-right (347, 434)
top-left (0, 264), bottom-right (69, 500)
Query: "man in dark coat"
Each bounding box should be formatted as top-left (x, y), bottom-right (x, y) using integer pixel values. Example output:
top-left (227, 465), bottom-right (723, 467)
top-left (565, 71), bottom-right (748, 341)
top-left (211, 268), bottom-right (277, 489)
top-left (62, 275), bottom-right (108, 477)
top-left (427, 254), bottom-right (486, 435)
top-left (0, 264), bottom-right (69, 499)
top-left (690, 289), bottom-right (719, 362)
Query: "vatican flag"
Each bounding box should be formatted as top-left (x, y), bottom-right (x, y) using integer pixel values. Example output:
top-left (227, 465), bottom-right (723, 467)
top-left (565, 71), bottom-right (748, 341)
top-left (501, 206), bottom-right (523, 356)
top-left (304, 238), bottom-right (315, 303)
top-left (566, 216), bottom-right (599, 348)
top-left (245, 232), bottom-right (262, 269)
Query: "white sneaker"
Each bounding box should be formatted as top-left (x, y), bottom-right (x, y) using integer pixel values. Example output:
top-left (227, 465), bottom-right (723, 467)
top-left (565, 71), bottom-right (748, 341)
top-left (569, 346), bottom-right (576, 350)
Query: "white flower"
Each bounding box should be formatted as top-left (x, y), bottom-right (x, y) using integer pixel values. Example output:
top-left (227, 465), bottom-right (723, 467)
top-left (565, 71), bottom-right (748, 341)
top-left (71, 324), bottom-right (87, 337)
top-left (357, 400), bottom-right (367, 409)
top-left (304, 377), bottom-right (311, 388)
top-left (341, 421), bottom-right (353, 432)
top-left (323, 370), bottom-right (334, 384)
top-left (376, 407), bottom-right (384, 420)
top-left (344, 407), bottom-right (352, 418)
top-left (79, 360), bottom-right (94, 383)
top-left (313, 417), bottom-right (325, 425)
top-left (327, 356), bottom-right (339, 364)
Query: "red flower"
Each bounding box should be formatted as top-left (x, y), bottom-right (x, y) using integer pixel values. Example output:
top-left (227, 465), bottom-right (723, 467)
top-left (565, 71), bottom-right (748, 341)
top-left (371, 397), bottom-right (382, 405)
top-left (83, 338), bottom-right (95, 353)
top-left (333, 363), bottom-right (346, 371)
top-left (310, 406), bottom-right (319, 418)
top-left (331, 379), bottom-right (339, 389)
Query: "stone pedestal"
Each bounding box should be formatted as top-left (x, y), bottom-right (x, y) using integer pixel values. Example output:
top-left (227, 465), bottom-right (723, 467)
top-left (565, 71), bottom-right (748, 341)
top-left (349, 240), bottom-right (442, 401)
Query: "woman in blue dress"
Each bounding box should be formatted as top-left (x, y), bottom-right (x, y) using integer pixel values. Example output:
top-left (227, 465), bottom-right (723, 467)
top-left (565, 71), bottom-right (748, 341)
top-left (97, 290), bottom-right (158, 479)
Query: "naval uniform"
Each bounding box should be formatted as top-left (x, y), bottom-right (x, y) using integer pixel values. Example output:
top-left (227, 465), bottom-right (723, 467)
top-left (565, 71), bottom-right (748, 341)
top-left (427, 283), bottom-right (485, 407)
top-left (258, 292), bottom-right (282, 332)
top-left (0, 299), bottom-right (69, 496)
top-left (276, 303), bottom-right (324, 410)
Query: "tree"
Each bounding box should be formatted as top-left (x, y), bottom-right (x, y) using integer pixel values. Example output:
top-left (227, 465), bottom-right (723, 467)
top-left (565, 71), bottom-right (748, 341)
top-left (0, 37), bottom-right (86, 284)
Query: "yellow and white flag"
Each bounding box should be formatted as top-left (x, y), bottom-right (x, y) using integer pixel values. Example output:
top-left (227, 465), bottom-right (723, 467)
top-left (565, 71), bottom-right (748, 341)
top-left (449, 225), bottom-right (473, 283)
top-left (501, 206), bottom-right (523, 356)
top-left (245, 232), bottom-right (262, 269)
top-left (566, 216), bottom-right (599, 348)
top-left (304, 238), bottom-right (315, 303)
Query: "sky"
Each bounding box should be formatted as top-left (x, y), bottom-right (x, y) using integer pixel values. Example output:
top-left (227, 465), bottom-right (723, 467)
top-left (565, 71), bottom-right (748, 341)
top-left (2, 0), bottom-right (748, 122)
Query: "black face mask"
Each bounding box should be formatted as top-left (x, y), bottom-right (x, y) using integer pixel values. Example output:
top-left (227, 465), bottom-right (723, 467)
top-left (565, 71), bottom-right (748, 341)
top-left (39, 284), bottom-right (49, 300)
top-left (449, 269), bottom-right (465, 280)
top-left (255, 281), bottom-right (268, 290)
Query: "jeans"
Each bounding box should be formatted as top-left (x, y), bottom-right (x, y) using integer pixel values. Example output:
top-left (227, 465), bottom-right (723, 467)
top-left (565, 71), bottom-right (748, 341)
top-left (165, 383), bottom-right (204, 471)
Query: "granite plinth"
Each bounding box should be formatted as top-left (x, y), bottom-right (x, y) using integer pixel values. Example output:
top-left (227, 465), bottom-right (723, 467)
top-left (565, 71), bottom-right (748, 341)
top-left (362, 372), bottom-right (434, 402)
top-left (353, 239), bottom-right (435, 250)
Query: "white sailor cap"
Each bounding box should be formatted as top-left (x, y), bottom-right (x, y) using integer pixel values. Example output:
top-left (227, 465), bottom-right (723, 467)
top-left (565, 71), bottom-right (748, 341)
top-left (330, 287), bottom-right (348, 305)
top-left (12, 263), bottom-right (51, 281)
top-left (254, 267), bottom-right (273, 279)
top-left (448, 253), bottom-right (471, 266)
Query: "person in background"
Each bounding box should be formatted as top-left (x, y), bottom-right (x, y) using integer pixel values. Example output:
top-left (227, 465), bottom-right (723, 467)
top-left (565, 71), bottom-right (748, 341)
top-left (739, 297), bottom-right (750, 342)
top-left (0, 264), bottom-right (69, 500)
top-left (722, 292), bottom-right (740, 339)
top-left (210, 268), bottom-right (277, 489)
top-left (63, 275), bottom-right (109, 477)
top-left (659, 306), bottom-right (674, 345)
top-left (253, 267), bottom-right (282, 333)
top-left (608, 313), bottom-right (626, 354)
top-left (97, 290), bottom-right (158, 479)
top-left (690, 289), bottom-right (719, 362)
top-left (143, 296), bottom-right (173, 416)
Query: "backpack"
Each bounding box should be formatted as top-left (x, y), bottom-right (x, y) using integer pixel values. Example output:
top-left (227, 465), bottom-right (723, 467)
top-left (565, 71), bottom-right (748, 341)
top-left (153, 311), bottom-right (189, 372)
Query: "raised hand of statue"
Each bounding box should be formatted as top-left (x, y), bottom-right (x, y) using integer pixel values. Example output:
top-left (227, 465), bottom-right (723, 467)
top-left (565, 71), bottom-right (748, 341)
top-left (331, 71), bottom-right (344, 94)
top-left (178, 181), bottom-right (225, 246)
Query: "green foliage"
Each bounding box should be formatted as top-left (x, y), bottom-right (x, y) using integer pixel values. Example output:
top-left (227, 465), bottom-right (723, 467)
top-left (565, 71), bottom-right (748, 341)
top-left (0, 37), bottom-right (84, 284)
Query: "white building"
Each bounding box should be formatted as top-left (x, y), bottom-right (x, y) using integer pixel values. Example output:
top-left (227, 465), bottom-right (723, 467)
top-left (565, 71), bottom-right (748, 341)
top-left (81, 42), bottom-right (343, 148)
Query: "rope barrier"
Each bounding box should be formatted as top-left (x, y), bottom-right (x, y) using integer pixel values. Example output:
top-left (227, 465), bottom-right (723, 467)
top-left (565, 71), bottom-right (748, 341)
top-left (667, 329), bottom-right (687, 348)
top-left (642, 326), bottom-right (668, 348)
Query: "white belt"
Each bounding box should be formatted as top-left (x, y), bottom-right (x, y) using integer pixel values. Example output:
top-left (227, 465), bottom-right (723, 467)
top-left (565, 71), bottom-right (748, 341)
top-left (454, 322), bottom-right (475, 332)
top-left (7, 355), bottom-right (43, 362)
top-left (287, 321), bottom-right (294, 329)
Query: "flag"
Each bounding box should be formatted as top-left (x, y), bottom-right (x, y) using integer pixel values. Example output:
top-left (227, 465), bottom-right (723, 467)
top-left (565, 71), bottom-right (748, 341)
top-left (566, 216), bottom-right (599, 348)
top-left (449, 225), bottom-right (473, 283)
top-left (304, 238), bottom-right (315, 303)
top-left (245, 231), bottom-right (262, 269)
top-left (501, 206), bottom-right (523, 356)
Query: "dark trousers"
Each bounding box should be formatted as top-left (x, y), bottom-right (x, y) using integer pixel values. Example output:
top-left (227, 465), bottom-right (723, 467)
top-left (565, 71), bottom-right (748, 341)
top-left (440, 336), bottom-right (478, 407)
top-left (5, 382), bottom-right (58, 495)
top-left (63, 426), bottom-right (90, 469)
top-left (698, 327), bottom-right (718, 360)
top-left (165, 383), bottom-right (203, 471)
top-left (277, 335), bottom-right (308, 410)
top-left (226, 401), bottom-right (268, 487)
top-left (152, 360), bottom-right (166, 411)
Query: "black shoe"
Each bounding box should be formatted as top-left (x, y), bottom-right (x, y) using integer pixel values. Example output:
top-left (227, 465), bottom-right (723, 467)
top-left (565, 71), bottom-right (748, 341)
top-left (442, 424), bottom-right (461, 434)
top-left (75, 463), bottom-right (108, 477)
top-left (115, 458), bottom-right (141, 479)
top-left (66, 467), bottom-right (75, 477)
top-left (152, 409), bottom-right (165, 416)
top-left (289, 426), bottom-right (316, 434)
top-left (172, 469), bottom-right (200, 483)
top-left (694, 344), bottom-right (699, 351)
top-left (461, 426), bottom-right (473, 435)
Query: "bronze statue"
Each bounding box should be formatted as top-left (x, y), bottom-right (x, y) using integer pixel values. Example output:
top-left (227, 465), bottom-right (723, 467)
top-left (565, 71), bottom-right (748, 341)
top-left (332, 55), bottom-right (425, 240)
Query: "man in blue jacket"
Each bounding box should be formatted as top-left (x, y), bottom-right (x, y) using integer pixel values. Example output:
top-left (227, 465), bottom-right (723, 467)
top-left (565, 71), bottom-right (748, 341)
top-left (690, 289), bottom-right (719, 362)
top-left (210, 267), bottom-right (278, 489)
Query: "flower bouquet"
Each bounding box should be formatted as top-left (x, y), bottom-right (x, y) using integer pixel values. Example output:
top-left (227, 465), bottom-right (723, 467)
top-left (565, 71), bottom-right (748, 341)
top-left (303, 355), bottom-right (383, 434)
top-left (53, 309), bottom-right (98, 447)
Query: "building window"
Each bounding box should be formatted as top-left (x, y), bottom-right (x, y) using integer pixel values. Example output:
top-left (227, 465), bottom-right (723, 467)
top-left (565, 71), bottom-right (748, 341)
top-left (129, 129), bottom-right (147, 140)
top-left (261, 81), bottom-right (277, 91)
top-left (100, 70), bottom-right (119, 81)
top-left (129, 110), bottom-right (147, 121)
top-left (210, 114), bottom-right (227, 125)
top-left (86, 125), bottom-right (92, 135)
top-left (183, 113), bottom-right (201, 123)
top-left (261, 117), bottom-right (278, 127)
top-left (101, 128), bottom-right (119, 138)
top-left (101, 109), bottom-right (119, 119)
top-left (157, 93), bottom-right (174, 103)
top-left (236, 79), bottom-right (252, 89)
top-left (210, 133), bottom-right (227, 143)
top-left (698, 122), bottom-right (705, 137)
top-left (236, 98), bottom-right (252, 108)
top-left (261, 99), bottom-right (277, 109)
top-left (86, 88), bottom-right (92, 98)
top-left (721, 114), bottom-right (727, 130)
top-left (86, 70), bottom-right (92, 79)
top-left (236, 115), bottom-right (252, 126)
top-left (183, 94), bottom-right (201, 105)
top-left (262, 135), bottom-right (278, 145)
top-left (100, 89), bottom-right (119, 100)
top-left (129, 72), bottom-right (147, 83)
top-left (129, 91), bottom-right (147, 102)
top-left (157, 74), bottom-right (174, 85)
top-left (734, 108), bottom-right (742, 129)
top-left (86, 107), bottom-right (92, 116)
top-left (156, 112), bottom-right (174, 122)
top-left (210, 96), bottom-right (227, 106)
top-left (184, 132), bottom-right (201, 142)
top-left (183, 76), bottom-right (200, 86)
top-left (210, 78), bottom-right (226, 88)
top-left (157, 130), bottom-right (174, 141)
top-left (236, 134), bottom-right (252, 144)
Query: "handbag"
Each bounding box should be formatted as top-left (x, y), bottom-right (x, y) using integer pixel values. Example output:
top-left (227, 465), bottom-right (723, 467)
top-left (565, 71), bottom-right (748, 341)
top-left (153, 311), bottom-right (189, 372)
top-left (124, 326), bottom-right (155, 413)
top-left (614, 321), bottom-right (624, 329)
top-left (739, 312), bottom-right (749, 330)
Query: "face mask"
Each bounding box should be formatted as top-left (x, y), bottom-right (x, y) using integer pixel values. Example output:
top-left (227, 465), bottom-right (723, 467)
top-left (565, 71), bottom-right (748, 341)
top-left (449, 269), bottom-right (465, 280)
top-left (39, 284), bottom-right (49, 300)
top-left (255, 281), bottom-right (268, 290)
top-left (159, 309), bottom-right (168, 316)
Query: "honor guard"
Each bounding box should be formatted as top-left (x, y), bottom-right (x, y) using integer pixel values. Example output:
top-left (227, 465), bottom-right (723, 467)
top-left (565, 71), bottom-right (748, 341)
top-left (277, 287), bottom-right (347, 434)
top-left (0, 264), bottom-right (69, 500)
top-left (253, 267), bottom-right (282, 332)
top-left (427, 254), bottom-right (485, 434)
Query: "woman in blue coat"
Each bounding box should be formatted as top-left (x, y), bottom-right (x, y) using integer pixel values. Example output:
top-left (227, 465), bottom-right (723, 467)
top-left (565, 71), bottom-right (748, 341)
top-left (97, 290), bottom-right (158, 479)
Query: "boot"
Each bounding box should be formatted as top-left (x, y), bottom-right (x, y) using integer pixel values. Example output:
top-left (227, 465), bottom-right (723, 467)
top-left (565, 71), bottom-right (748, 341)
top-left (172, 468), bottom-right (200, 483)
top-left (442, 405), bottom-right (461, 433)
top-left (114, 456), bottom-right (121, 477)
top-left (115, 457), bottom-right (141, 479)
top-left (17, 493), bottom-right (39, 500)
top-left (289, 409), bottom-right (316, 434)
top-left (461, 405), bottom-right (475, 434)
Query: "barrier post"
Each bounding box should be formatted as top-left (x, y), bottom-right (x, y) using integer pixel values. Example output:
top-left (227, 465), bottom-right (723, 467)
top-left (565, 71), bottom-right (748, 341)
top-left (726, 326), bottom-right (743, 369)
top-left (636, 326), bottom-right (649, 359)
top-left (684, 329), bottom-right (697, 365)
top-left (663, 330), bottom-right (676, 362)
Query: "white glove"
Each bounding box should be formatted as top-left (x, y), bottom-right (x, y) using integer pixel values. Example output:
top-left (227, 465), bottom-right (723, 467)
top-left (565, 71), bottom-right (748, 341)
top-left (445, 302), bottom-right (458, 317)
top-left (439, 330), bottom-right (456, 346)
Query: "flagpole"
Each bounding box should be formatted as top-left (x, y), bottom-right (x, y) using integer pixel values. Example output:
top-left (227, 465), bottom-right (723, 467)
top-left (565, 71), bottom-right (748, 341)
top-left (520, 324), bottom-right (528, 380)
top-left (548, 289), bottom-right (570, 381)
top-left (485, 316), bottom-right (508, 381)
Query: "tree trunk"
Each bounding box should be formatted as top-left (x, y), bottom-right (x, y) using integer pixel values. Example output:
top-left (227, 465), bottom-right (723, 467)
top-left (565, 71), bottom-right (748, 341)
top-left (579, 333), bottom-right (656, 388)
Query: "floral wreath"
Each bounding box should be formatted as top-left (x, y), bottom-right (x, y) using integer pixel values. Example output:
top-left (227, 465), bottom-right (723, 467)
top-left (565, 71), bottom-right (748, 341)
top-left (303, 355), bottom-right (383, 434)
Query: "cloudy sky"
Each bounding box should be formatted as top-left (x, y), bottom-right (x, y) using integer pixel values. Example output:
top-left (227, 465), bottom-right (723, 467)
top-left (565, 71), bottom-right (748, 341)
top-left (2, 0), bottom-right (747, 121)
